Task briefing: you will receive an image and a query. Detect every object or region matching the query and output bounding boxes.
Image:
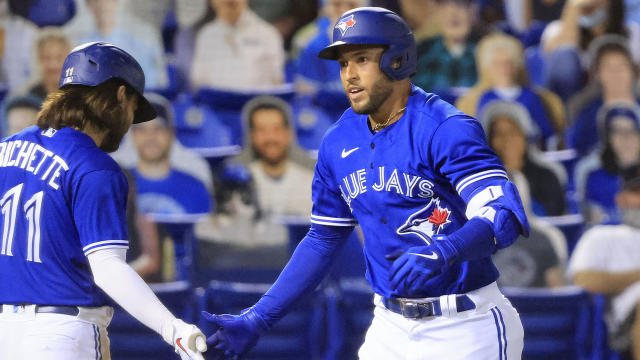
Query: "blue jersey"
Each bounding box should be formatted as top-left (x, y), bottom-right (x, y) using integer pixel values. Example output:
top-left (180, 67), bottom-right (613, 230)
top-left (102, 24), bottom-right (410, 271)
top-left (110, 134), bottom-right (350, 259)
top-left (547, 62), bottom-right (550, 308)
top-left (311, 86), bottom-right (507, 297)
top-left (0, 126), bottom-right (128, 306)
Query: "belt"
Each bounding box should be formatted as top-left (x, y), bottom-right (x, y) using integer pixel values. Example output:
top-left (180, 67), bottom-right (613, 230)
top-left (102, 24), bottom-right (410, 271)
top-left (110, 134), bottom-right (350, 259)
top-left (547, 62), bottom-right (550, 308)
top-left (382, 295), bottom-right (475, 319)
top-left (0, 304), bottom-right (80, 316)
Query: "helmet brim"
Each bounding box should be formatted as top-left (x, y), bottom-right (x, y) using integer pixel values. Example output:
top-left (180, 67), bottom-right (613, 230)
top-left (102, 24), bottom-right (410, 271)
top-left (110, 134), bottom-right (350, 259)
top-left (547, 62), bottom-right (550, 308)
top-left (134, 95), bottom-right (157, 124)
top-left (318, 41), bottom-right (348, 60)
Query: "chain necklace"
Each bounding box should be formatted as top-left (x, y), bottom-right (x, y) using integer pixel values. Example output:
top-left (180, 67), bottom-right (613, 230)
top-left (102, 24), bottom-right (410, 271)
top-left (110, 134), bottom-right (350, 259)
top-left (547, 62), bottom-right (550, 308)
top-left (372, 107), bottom-right (406, 132)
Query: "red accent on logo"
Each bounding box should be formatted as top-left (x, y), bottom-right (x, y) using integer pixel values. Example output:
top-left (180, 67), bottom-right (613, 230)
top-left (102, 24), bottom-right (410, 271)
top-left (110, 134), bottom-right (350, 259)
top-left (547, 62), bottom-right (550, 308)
top-left (345, 18), bottom-right (355, 27)
top-left (427, 208), bottom-right (449, 227)
top-left (176, 338), bottom-right (187, 353)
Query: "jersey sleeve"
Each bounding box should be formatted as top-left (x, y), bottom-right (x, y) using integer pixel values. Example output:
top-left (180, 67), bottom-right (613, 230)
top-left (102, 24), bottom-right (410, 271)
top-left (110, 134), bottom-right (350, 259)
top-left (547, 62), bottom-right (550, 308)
top-left (429, 115), bottom-right (508, 202)
top-left (310, 145), bottom-right (357, 227)
top-left (73, 170), bottom-right (129, 255)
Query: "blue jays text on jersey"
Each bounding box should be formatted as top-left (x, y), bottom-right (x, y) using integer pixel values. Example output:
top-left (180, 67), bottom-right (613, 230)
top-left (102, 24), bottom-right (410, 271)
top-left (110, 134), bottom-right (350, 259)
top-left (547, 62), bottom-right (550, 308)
top-left (0, 126), bottom-right (129, 306)
top-left (310, 85), bottom-right (509, 298)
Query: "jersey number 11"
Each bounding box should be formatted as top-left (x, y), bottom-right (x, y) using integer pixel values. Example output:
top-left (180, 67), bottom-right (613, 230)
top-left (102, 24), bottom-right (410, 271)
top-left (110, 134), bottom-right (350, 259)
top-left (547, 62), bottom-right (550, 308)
top-left (1, 183), bottom-right (44, 263)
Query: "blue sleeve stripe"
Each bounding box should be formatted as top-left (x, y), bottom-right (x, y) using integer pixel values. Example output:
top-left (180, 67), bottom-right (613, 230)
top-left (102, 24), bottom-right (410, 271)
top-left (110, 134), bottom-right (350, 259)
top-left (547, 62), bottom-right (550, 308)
top-left (83, 240), bottom-right (129, 254)
top-left (456, 169), bottom-right (508, 194)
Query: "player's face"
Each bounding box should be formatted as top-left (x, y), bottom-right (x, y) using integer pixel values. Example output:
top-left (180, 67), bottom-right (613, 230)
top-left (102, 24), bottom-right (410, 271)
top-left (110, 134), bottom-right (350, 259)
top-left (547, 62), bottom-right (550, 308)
top-left (101, 91), bottom-right (137, 153)
top-left (489, 115), bottom-right (526, 170)
top-left (338, 45), bottom-right (394, 115)
top-left (250, 108), bottom-right (292, 166)
top-left (131, 119), bottom-right (173, 163)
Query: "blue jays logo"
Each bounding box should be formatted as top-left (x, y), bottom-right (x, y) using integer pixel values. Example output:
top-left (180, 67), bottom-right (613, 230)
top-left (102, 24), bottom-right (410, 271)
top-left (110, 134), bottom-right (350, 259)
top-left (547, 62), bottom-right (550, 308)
top-left (336, 15), bottom-right (356, 36)
top-left (396, 198), bottom-right (451, 245)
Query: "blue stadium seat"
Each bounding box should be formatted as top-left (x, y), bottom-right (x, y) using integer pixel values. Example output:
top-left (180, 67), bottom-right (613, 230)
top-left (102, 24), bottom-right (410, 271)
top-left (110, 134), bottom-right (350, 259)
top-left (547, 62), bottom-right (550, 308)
top-left (199, 280), bottom-right (326, 360)
top-left (502, 286), bottom-right (600, 360)
top-left (525, 45), bottom-right (547, 88)
top-left (325, 277), bottom-right (375, 360)
top-left (291, 98), bottom-right (335, 151)
top-left (172, 93), bottom-right (234, 149)
top-left (109, 281), bottom-right (196, 360)
top-left (537, 214), bottom-right (585, 257)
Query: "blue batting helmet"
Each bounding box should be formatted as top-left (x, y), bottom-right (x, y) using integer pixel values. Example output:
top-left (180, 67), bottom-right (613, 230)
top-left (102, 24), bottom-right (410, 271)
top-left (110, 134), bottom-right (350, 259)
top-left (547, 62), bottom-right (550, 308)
top-left (59, 42), bottom-right (156, 123)
top-left (318, 7), bottom-right (416, 81)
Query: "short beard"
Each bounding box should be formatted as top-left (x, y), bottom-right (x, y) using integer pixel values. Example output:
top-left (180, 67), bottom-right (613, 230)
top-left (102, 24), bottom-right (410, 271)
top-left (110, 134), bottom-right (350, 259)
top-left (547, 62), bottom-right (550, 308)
top-left (351, 74), bottom-right (394, 115)
top-left (100, 120), bottom-right (130, 153)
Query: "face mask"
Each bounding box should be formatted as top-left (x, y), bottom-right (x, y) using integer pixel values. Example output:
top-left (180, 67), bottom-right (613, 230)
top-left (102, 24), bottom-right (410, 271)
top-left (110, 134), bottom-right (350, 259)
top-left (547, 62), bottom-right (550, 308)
top-left (621, 207), bottom-right (640, 228)
top-left (579, 7), bottom-right (607, 29)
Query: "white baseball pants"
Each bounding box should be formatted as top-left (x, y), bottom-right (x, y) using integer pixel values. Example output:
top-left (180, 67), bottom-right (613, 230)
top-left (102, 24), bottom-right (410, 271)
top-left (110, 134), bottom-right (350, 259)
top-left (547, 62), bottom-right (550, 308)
top-left (0, 304), bottom-right (112, 360)
top-left (359, 282), bottom-right (524, 360)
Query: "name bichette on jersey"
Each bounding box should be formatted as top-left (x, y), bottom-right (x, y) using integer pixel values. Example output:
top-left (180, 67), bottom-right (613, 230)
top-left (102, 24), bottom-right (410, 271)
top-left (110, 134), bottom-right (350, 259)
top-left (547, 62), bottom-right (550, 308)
top-left (0, 135), bottom-right (69, 190)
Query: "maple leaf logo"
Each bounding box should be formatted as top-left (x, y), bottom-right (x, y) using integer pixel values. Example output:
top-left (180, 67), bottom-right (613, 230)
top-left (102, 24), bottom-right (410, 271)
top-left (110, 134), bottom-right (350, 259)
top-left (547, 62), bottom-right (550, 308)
top-left (428, 208), bottom-right (450, 227)
top-left (336, 15), bottom-right (357, 36)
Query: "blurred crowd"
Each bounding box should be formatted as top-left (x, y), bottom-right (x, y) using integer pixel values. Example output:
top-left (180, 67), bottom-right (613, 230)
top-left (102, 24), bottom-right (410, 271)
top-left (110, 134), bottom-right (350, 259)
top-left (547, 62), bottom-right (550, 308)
top-left (3, 0), bottom-right (640, 357)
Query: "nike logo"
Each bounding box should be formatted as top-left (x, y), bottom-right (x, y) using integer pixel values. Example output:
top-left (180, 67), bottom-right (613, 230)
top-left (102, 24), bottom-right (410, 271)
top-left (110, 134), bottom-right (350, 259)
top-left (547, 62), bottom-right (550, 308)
top-left (176, 338), bottom-right (187, 352)
top-left (341, 147), bottom-right (360, 158)
top-left (408, 251), bottom-right (439, 260)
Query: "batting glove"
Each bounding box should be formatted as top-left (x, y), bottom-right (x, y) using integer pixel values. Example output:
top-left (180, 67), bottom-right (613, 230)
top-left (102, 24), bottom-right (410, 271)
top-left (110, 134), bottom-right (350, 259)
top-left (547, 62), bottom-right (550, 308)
top-left (202, 307), bottom-right (269, 359)
top-left (161, 318), bottom-right (207, 360)
top-left (386, 235), bottom-right (458, 294)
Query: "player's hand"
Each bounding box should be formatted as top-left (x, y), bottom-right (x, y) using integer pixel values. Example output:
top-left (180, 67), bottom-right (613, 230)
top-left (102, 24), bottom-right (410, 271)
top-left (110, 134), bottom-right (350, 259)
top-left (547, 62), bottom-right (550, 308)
top-left (201, 307), bottom-right (268, 358)
top-left (386, 235), bottom-right (457, 294)
top-left (161, 318), bottom-right (207, 360)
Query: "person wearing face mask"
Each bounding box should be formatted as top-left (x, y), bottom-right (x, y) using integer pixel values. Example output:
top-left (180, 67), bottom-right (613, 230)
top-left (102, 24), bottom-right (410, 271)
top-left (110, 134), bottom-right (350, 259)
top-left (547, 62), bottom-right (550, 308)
top-left (575, 103), bottom-right (640, 224)
top-left (540, 0), bottom-right (640, 100)
top-left (569, 168), bottom-right (640, 359)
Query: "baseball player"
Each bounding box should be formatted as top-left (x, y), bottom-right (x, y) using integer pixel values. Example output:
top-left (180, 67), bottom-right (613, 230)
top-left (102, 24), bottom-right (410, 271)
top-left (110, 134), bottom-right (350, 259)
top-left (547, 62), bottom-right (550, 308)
top-left (0, 42), bottom-right (207, 360)
top-left (203, 7), bottom-right (529, 360)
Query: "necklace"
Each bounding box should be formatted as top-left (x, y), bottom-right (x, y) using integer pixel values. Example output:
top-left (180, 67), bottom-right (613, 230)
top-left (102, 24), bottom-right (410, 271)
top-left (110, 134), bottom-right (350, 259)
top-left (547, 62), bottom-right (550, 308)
top-left (372, 107), bottom-right (406, 132)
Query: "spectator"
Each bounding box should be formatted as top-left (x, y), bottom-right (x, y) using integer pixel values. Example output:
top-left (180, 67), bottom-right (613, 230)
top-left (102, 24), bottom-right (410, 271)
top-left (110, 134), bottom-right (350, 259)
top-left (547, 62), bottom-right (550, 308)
top-left (462, 32), bottom-right (563, 149)
top-left (493, 171), bottom-right (568, 288)
top-left (413, 0), bottom-right (477, 92)
top-left (398, 0), bottom-right (439, 42)
top-left (481, 100), bottom-right (567, 216)
top-left (197, 96), bottom-right (314, 248)
top-left (190, 0), bottom-right (285, 90)
top-left (2, 95), bottom-right (41, 137)
top-left (122, 169), bottom-right (164, 282)
top-left (575, 103), bottom-right (640, 224)
top-left (567, 35), bottom-right (639, 156)
top-left (20, 27), bottom-right (71, 102)
top-left (291, 0), bottom-right (366, 98)
top-left (541, 0), bottom-right (640, 100)
top-left (569, 171), bottom-right (640, 359)
top-left (129, 93), bottom-right (211, 216)
top-left (0, 3), bottom-right (39, 92)
top-left (527, 0), bottom-right (567, 24)
top-left (65, 0), bottom-right (168, 89)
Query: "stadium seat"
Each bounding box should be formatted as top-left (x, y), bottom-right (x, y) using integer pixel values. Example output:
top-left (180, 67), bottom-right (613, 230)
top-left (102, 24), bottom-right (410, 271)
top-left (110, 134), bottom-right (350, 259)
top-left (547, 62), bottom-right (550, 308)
top-left (291, 97), bottom-right (335, 151)
top-left (502, 286), bottom-right (600, 360)
top-left (109, 281), bottom-right (196, 360)
top-left (199, 280), bottom-right (326, 360)
top-left (537, 214), bottom-right (585, 256)
top-left (172, 93), bottom-right (235, 149)
top-left (326, 277), bottom-right (375, 360)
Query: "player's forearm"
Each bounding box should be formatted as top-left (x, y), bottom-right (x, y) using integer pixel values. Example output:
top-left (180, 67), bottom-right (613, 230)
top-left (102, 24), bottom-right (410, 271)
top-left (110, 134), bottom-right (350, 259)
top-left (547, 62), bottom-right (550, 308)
top-left (573, 270), bottom-right (640, 296)
top-left (253, 224), bottom-right (352, 327)
top-left (87, 248), bottom-right (175, 335)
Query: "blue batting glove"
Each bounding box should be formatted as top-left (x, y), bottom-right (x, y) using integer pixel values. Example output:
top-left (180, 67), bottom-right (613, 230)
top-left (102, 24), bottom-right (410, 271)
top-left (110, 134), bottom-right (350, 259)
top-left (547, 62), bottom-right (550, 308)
top-left (201, 307), bottom-right (269, 359)
top-left (386, 235), bottom-right (458, 294)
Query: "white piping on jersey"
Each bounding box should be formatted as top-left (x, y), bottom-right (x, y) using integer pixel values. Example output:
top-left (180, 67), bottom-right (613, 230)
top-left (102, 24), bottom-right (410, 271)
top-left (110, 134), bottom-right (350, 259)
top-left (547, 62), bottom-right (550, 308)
top-left (83, 240), bottom-right (129, 253)
top-left (455, 169), bottom-right (508, 194)
top-left (310, 214), bottom-right (357, 226)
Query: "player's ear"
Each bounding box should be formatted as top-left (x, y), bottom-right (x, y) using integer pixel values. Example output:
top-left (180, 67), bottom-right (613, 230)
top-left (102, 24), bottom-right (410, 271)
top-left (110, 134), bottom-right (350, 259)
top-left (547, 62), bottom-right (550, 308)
top-left (116, 85), bottom-right (127, 103)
